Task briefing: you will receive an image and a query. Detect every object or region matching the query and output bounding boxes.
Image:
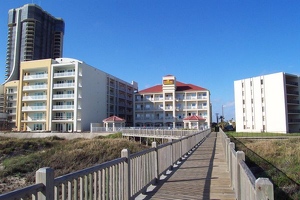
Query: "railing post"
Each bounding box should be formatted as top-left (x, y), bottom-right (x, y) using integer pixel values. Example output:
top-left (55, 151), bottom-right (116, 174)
top-left (228, 142), bottom-right (235, 188)
top-left (255, 178), bottom-right (274, 200)
top-left (226, 138), bottom-right (231, 169)
top-left (121, 149), bottom-right (131, 200)
top-left (236, 151), bottom-right (245, 200)
top-left (179, 138), bottom-right (183, 161)
top-left (168, 139), bottom-right (173, 170)
top-left (35, 167), bottom-right (54, 200)
top-left (152, 142), bottom-right (159, 183)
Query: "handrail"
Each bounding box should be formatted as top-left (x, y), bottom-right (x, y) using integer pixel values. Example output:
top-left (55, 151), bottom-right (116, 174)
top-left (0, 129), bottom-right (210, 200)
top-left (219, 129), bottom-right (274, 200)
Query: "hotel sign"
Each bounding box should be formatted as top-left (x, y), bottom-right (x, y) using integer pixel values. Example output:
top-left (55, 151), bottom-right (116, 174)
top-left (163, 79), bottom-right (174, 85)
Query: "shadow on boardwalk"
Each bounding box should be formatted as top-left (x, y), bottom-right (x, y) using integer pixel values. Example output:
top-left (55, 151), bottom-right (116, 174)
top-left (136, 132), bottom-right (235, 200)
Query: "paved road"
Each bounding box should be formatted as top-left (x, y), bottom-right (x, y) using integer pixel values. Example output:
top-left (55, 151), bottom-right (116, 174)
top-left (136, 132), bottom-right (236, 200)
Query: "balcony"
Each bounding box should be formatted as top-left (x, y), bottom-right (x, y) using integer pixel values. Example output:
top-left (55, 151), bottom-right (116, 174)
top-left (52, 116), bottom-right (73, 120)
top-left (165, 106), bottom-right (173, 110)
top-left (22, 106), bottom-right (47, 111)
top-left (288, 109), bottom-right (300, 114)
top-left (23, 74), bottom-right (48, 80)
top-left (197, 96), bottom-right (207, 100)
top-left (23, 85), bottom-right (47, 91)
top-left (165, 97), bottom-right (173, 101)
top-left (287, 90), bottom-right (299, 96)
top-left (53, 94), bottom-right (75, 99)
top-left (286, 81), bottom-right (298, 86)
top-left (53, 71), bottom-right (75, 78)
top-left (287, 100), bottom-right (299, 104)
top-left (22, 95), bottom-right (47, 101)
top-left (53, 105), bottom-right (74, 110)
top-left (185, 96), bottom-right (197, 100)
top-left (154, 97), bottom-right (164, 101)
top-left (53, 83), bottom-right (75, 88)
top-left (22, 118), bottom-right (46, 122)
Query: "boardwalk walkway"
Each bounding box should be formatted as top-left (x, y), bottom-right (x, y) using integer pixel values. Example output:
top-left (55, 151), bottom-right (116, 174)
top-left (136, 132), bottom-right (236, 200)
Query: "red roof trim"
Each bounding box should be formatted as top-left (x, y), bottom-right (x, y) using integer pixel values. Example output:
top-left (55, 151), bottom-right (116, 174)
top-left (183, 115), bottom-right (206, 121)
top-left (138, 81), bottom-right (207, 94)
top-left (103, 116), bottom-right (125, 122)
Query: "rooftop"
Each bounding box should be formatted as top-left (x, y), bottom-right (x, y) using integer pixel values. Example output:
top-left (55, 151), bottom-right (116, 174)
top-left (138, 81), bottom-right (208, 93)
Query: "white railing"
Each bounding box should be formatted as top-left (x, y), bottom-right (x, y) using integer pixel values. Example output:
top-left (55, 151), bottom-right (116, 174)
top-left (53, 105), bottom-right (74, 109)
top-left (53, 71), bottom-right (75, 77)
top-left (219, 129), bottom-right (274, 200)
top-left (53, 83), bottom-right (75, 88)
top-left (22, 95), bottom-right (47, 100)
top-left (23, 85), bottom-right (48, 90)
top-left (23, 74), bottom-right (48, 80)
top-left (22, 106), bottom-right (47, 111)
top-left (53, 94), bottom-right (75, 99)
top-left (0, 129), bottom-right (210, 200)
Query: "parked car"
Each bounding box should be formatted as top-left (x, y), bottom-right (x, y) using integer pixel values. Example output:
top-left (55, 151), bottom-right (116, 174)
top-left (224, 125), bottom-right (234, 131)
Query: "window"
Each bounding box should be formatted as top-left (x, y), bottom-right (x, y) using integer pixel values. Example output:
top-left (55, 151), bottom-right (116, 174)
top-left (261, 79), bottom-right (263, 84)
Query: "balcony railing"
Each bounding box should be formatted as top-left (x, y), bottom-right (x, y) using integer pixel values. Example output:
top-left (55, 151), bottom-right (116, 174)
top-left (53, 71), bottom-right (75, 77)
top-left (23, 85), bottom-right (47, 90)
top-left (22, 106), bottom-right (47, 111)
top-left (23, 74), bottom-right (48, 80)
top-left (287, 90), bottom-right (299, 95)
top-left (287, 100), bottom-right (299, 104)
top-left (286, 81), bottom-right (298, 86)
top-left (165, 97), bottom-right (173, 100)
top-left (22, 118), bottom-right (46, 121)
top-left (22, 95), bottom-right (47, 100)
top-left (53, 94), bottom-right (75, 99)
top-left (53, 105), bottom-right (75, 109)
top-left (53, 83), bottom-right (75, 88)
top-left (52, 116), bottom-right (73, 120)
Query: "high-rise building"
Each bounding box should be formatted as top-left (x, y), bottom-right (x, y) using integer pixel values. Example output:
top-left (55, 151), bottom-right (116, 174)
top-left (5, 4), bottom-right (64, 83)
top-left (134, 75), bottom-right (211, 129)
top-left (4, 58), bottom-right (137, 132)
top-left (234, 72), bottom-right (300, 133)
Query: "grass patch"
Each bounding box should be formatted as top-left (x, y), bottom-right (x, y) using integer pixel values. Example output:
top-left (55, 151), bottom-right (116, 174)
top-left (227, 131), bottom-right (300, 138)
top-left (0, 136), bottom-right (148, 193)
top-left (229, 135), bottom-right (300, 199)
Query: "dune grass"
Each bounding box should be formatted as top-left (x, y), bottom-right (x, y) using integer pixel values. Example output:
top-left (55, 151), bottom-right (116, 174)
top-left (229, 135), bottom-right (300, 199)
top-left (0, 133), bottom-right (148, 193)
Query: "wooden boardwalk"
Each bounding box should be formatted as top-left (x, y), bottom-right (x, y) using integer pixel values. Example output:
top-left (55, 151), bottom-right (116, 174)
top-left (136, 132), bottom-right (236, 200)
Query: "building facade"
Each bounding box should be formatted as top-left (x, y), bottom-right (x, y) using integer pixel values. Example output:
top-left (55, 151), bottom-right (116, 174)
top-left (234, 72), bottom-right (300, 133)
top-left (4, 58), bottom-right (137, 132)
top-left (134, 75), bottom-right (211, 129)
top-left (5, 4), bottom-right (64, 83)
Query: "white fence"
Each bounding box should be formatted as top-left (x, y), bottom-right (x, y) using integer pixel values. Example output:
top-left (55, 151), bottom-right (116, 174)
top-left (219, 129), bottom-right (274, 200)
top-left (0, 129), bottom-right (210, 200)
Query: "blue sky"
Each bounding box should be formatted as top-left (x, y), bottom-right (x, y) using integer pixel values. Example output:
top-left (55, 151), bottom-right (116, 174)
top-left (1, 0), bottom-right (300, 122)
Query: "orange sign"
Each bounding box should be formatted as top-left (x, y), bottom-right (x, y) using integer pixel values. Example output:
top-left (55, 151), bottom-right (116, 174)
top-left (163, 79), bottom-right (174, 85)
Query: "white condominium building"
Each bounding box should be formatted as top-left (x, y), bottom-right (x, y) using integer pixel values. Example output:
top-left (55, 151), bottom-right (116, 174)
top-left (5, 58), bottom-right (137, 132)
top-left (134, 75), bottom-right (211, 129)
top-left (234, 72), bottom-right (300, 133)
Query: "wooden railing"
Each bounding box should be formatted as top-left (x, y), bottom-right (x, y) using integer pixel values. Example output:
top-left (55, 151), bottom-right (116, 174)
top-left (0, 129), bottom-right (210, 200)
top-left (219, 129), bottom-right (274, 200)
top-left (121, 127), bottom-right (200, 139)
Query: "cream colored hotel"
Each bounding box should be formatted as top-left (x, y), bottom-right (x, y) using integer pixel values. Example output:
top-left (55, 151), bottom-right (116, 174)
top-left (4, 58), bottom-right (137, 132)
